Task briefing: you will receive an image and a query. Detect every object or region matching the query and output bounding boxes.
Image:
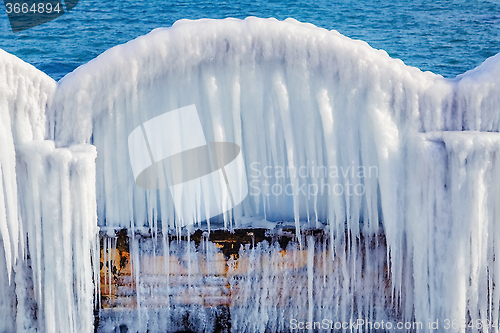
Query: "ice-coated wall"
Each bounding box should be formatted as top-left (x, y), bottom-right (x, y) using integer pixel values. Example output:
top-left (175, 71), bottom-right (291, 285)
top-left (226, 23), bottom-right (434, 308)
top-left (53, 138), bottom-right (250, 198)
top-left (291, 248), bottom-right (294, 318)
top-left (0, 48), bottom-right (55, 275)
top-left (49, 18), bottom-right (460, 233)
top-left (408, 132), bottom-right (500, 329)
top-left (0, 50), bottom-right (98, 332)
top-left (0, 49), bottom-right (56, 332)
top-left (48, 18), bottom-right (500, 327)
top-left (16, 142), bottom-right (98, 333)
top-left (1, 17), bottom-right (500, 332)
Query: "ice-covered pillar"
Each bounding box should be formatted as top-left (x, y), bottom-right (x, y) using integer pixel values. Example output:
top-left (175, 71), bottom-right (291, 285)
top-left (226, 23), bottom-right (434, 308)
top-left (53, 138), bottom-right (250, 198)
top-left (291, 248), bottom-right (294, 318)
top-left (17, 141), bottom-right (98, 333)
top-left (0, 48), bottom-right (56, 332)
top-left (408, 132), bottom-right (500, 332)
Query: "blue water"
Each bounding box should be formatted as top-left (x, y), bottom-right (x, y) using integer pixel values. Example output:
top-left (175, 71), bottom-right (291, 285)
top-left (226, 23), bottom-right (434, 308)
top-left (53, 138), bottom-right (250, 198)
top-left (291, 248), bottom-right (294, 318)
top-left (1, 0), bottom-right (499, 81)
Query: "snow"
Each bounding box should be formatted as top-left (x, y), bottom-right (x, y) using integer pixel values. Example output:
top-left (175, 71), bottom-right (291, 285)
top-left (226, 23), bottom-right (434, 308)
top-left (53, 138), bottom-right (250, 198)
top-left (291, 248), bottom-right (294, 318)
top-left (1, 17), bottom-right (500, 332)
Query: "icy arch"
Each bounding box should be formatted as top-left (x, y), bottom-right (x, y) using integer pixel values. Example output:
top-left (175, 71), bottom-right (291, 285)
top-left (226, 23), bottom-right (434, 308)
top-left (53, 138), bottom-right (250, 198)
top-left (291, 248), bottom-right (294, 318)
top-left (46, 18), bottom-right (500, 331)
top-left (49, 17), bottom-right (500, 233)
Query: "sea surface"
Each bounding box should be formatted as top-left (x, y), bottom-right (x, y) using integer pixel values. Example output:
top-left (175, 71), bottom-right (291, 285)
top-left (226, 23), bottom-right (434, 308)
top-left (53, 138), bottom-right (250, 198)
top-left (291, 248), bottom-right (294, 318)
top-left (0, 0), bottom-right (499, 81)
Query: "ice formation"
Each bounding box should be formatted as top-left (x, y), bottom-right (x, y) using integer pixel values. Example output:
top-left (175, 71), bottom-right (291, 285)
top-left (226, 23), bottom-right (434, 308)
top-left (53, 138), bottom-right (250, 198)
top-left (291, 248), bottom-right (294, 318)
top-left (1, 17), bottom-right (500, 332)
top-left (0, 51), bottom-right (98, 332)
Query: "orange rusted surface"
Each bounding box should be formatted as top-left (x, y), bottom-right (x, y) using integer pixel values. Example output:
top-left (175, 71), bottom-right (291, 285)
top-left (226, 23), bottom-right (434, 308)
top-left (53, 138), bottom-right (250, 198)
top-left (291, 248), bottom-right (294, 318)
top-left (99, 229), bottom-right (385, 310)
top-left (99, 240), bottom-right (304, 309)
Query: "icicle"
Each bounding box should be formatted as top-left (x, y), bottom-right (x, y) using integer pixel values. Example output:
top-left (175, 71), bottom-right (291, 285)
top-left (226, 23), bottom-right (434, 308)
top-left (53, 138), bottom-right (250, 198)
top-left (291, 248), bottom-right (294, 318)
top-left (103, 235), bottom-right (107, 298)
top-left (307, 236), bottom-right (314, 333)
top-left (108, 237), bottom-right (112, 298)
top-left (162, 233), bottom-right (170, 331)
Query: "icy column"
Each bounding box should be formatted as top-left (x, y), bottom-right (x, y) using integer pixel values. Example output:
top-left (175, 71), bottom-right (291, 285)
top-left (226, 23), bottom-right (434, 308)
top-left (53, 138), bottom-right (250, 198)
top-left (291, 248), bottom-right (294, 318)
top-left (17, 141), bottom-right (98, 333)
top-left (0, 48), bottom-right (56, 331)
top-left (408, 132), bottom-right (500, 331)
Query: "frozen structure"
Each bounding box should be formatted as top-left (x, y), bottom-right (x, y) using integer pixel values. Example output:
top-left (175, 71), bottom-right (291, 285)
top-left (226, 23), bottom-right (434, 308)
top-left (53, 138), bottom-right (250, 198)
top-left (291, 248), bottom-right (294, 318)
top-left (0, 49), bottom-right (99, 333)
top-left (1, 17), bottom-right (500, 332)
